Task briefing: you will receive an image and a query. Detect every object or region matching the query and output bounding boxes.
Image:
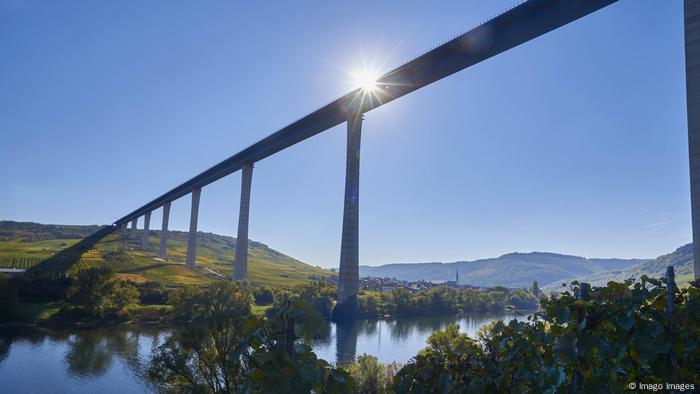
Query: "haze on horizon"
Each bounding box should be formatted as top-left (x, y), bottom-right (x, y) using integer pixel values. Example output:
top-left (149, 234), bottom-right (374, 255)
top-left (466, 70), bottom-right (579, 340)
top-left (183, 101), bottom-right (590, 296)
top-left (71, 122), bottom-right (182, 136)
top-left (0, 0), bottom-right (689, 268)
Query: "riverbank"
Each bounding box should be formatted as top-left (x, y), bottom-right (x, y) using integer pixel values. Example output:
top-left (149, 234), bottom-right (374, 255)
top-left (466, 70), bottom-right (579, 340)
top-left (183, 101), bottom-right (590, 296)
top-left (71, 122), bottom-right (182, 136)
top-left (1, 302), bottom-right (170, 329)
top-left (1, 301), bottom-right (274, 330)
top-left (2, 297), bottom-right (531, 331)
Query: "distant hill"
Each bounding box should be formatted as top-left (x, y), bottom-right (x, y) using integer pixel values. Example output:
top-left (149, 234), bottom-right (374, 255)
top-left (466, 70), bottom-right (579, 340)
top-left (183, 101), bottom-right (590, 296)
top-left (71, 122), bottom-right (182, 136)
top-left (543, 244), bottom-right (694, 290)
top-left (0, 221), bottom-right (334, 287)
top-left (360, 252), bottom-right (647, 288)
top-left (0, 221), bottom-right (102, 242)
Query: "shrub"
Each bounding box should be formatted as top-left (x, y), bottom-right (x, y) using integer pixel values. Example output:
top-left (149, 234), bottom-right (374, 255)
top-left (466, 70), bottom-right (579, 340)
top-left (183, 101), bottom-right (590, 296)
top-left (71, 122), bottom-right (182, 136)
top-left (253, 286), bottom-right (274, 305)
top-left (394, 323), bottom-right (487, 392)
top-left (67, 267), bottom-right (138, 317)
top-left (267, 282), bottom-right (336, 321)
top-left (393, 278), bottom-right (700, 392)
top-left (170, 281), bottom-right (251, 321)
top-left (358, 294), bottom-right (379, 318)
top-left (102, 250), bottom-right (131, 263)
top-left (169, 285), bottom-right (202, 320)
top-left (111, 281), bottom-right (139, 311)
top-left (346, 354), bottom-right (391, 394)
top-left (12, 271), bottom-right (70, 302)
top-left (138, 281), bottom-right (168, 305)
top-left (0, 276), bottom-right (18, 318)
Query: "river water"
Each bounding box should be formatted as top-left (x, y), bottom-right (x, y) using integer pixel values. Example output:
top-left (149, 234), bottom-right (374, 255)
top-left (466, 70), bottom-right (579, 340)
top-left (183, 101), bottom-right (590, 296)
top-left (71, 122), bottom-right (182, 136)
top-left (0, 312), bottom-right (526, 393)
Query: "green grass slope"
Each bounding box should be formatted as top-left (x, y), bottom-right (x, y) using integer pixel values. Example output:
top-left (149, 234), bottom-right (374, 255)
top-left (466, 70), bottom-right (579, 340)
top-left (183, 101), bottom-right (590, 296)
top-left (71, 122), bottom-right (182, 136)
top-left (0, 221), bottom-right (334, 288)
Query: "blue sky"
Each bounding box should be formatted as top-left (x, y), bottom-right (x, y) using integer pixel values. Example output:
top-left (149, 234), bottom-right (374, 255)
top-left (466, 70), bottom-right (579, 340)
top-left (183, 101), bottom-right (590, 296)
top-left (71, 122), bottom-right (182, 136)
top-left (0, 0), bottom-right (689, 267)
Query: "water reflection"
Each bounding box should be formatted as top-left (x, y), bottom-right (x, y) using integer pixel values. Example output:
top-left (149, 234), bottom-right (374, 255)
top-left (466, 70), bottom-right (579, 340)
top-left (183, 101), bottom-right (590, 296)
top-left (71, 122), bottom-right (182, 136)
top-left (0, 325), bottom-right (164, 393)
top-left (335, 319), bottom-right (358, 366)
top-left (0, 312), bottom-right (528, 391)
top-left (0, 330), bottom-right (14, 363)
top-left (317, 312), bottom-right (528, 366)
top-left (65, 327), bottom-right (148, 378)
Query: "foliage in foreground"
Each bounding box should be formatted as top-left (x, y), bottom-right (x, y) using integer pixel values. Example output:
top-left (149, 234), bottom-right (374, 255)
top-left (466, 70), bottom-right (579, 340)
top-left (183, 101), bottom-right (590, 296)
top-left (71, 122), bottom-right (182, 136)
top-left (345, 354), bottom-right (400, 394)
top-left (148, 291), bottom-right (351, 393)
top-left (394, 278), bottom-right (700, 393)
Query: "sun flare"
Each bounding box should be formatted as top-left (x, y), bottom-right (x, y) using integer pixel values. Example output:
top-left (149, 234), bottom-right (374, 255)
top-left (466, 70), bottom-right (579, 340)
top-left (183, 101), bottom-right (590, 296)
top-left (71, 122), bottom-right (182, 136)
top-left (351, 69), bottom-right (380, 91)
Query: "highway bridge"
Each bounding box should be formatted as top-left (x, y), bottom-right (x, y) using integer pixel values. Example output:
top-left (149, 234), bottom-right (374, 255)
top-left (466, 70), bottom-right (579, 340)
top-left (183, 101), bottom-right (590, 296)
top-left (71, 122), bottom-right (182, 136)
top-left (114, 0), bottom-right (700, 316)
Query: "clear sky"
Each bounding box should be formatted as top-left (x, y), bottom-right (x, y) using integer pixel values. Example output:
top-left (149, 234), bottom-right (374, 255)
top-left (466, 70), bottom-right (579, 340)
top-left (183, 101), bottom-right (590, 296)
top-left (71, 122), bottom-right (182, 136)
top-left (0, 0), bottom-right (689, 267)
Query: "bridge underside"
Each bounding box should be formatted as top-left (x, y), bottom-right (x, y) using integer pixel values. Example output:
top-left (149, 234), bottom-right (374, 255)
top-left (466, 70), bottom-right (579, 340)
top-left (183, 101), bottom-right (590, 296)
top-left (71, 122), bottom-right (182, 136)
top-left (111, 0), bottom-right (700, 316)
top-left (114, 0), bottom-right (618, 227)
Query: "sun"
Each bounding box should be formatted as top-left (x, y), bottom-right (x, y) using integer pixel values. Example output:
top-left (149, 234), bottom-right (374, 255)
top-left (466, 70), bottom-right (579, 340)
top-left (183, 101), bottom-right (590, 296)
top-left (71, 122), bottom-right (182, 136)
top-left (351, 69), bottom-right (380, 91)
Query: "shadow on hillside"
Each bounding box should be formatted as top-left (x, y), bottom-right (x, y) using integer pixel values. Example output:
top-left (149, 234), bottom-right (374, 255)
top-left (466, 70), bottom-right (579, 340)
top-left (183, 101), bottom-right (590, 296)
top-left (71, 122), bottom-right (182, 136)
top-left (31, 225), bottom-right (116, 274)
top-left (121, 263), bottom-right (171, 273)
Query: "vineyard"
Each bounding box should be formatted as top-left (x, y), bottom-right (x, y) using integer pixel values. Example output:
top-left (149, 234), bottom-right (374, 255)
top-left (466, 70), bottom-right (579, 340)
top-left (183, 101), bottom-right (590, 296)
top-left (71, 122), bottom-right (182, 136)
top-left (0, 250), bottom-right (103, 273)
top-left (66, 258), bottom-right (103, 274)
top-left (0, 221), bottom-right (335, 287)
top-left (0, 256), bottom-right (42, 269)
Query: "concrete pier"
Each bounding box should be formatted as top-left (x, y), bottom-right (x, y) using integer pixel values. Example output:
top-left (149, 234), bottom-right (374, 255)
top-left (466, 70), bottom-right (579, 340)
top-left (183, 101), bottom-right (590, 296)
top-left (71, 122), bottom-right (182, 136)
top-left (159, 202), bottom-right (171, 258)
top-left (686, 0), bottom-right (700, 278)
top-left (130, 218), bottom-right (138, 240)
top-left (141, 212), bottom-right (151, 249)
top-left (186, 188), bottom-right (201, 267)
top-left (337, 114), bottom-right (362, 313)
top-left (234, 164), bottom-right (254, 281)
top-left (120, 223), bottom-right (128, 250)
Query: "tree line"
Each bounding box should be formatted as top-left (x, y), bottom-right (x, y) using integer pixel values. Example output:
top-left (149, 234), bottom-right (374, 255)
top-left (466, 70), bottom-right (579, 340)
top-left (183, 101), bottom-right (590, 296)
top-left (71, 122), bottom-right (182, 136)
top-left (357, 285), bottom-right (539, 318)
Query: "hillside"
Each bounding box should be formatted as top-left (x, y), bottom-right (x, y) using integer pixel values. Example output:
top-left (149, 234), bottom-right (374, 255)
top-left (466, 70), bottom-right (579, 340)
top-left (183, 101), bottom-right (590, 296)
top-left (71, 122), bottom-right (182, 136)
top-left (543, 244), bottom-right (695, 290)
top-left (0, 221), bottom-right (334, 287)
top-left (360, 252), bottom-right (647, 288)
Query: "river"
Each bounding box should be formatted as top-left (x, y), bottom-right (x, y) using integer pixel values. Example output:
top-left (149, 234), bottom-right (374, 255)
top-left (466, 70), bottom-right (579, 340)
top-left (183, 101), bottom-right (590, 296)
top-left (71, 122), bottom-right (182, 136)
top-left (0, 312), bottom-right (527, 393)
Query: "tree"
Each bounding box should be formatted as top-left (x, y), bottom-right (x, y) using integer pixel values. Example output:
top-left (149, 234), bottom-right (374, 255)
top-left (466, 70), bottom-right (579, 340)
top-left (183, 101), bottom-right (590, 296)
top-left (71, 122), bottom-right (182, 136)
top-left (110, 281), bottom-right (140, 311)
top-left (394, 323), bottom-right (487, 392)
top-left (67, 267), bottom-right (137, 317)
top-left (149, 300), bottom-right (351, 393)
top-left (0, 277), bottom-right (18, 318)
top-left (138, 281), bottom-right (168, 305)
top-left (170, 281), bottom-right (252, 322)
top-left (346, 354), bottom-right (389, 394)
top-left (507, 288), bottom-right (538, 310)
top-left (149, 318), bottom-right (252, 393)
top-left (358, 294), bottom-right (379, 318)
top-left (170, 285), bottom-right (203, 321)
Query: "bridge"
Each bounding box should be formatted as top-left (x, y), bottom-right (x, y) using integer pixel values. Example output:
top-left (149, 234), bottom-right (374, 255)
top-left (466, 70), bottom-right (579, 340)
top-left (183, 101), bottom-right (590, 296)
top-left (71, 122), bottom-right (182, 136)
top-left (113, 0), bottom-right (700, 317)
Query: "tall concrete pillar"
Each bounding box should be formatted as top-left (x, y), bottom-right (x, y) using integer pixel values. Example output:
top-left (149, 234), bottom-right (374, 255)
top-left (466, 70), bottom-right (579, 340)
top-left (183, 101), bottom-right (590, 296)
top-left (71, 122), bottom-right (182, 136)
top-left (234, 164), bottom-right (254, 281)
top-left (141, 211), bottom-right (151, 249)
top-left (337, 113), bottom-right (362, 310)
top-left (686, 0), bottom-right (700, 279)
top-left (159, 202), bottom-right (171, 258)
top-left (186, 188), bottom-right (201, 267)
top-left (130, 218), bottom-right (138, 240)
top-left (120, 223), bottom-right (128, 251)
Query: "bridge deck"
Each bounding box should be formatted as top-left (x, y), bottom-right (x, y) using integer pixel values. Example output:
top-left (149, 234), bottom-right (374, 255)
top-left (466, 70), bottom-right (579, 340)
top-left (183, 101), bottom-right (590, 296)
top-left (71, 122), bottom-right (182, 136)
top-left (115, 0), bottom-right (617, 225)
